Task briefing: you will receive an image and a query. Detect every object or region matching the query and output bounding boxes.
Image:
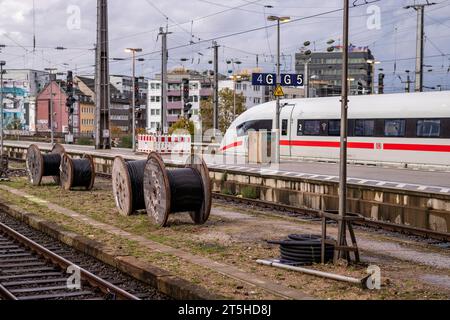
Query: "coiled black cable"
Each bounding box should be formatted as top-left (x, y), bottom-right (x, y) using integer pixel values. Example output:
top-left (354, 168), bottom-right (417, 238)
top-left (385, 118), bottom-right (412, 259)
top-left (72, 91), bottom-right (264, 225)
top-left (126, 160), bottom-right (147, 212)
top-left (166, 168), bottom-right (204, 213)
top-left (268, 234), bottom-right (335, 265)
top-left (43, 153), bottom-right (61, 176)
top-left (71, 158), bottom-right (93, 189)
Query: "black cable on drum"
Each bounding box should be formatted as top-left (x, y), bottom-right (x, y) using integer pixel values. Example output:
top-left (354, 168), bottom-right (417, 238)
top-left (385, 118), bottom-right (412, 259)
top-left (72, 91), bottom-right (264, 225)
top-left (42, 153), bottom-right (61, 176)
top-left (143, 152), bottom-right (212, 227)
top-left (126, 160), bottom-right (147, 212)
top-left (60, 153), bottom-right (96, 191)
top-left (111, 157), bottom-right (147, 216)
top-left (268, 234), bottom-right (335, 265)
top-left (166, 168), bottom-right (204, 213)
top-left (26, 144), bottom-right (66, 186)
top-left (71, 158), bottom-right (93, 188)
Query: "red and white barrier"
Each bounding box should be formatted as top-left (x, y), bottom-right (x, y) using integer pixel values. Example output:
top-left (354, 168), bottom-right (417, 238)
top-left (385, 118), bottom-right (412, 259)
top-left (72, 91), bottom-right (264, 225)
top-left (137, 134), bottom-right (191, 154)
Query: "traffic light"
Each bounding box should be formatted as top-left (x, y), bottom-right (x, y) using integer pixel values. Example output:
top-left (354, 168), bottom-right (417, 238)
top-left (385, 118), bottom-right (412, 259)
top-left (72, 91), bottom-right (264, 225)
top-left (66, 71), bottom-right (76, 113)
top-left (134, 77), bottom-right (140, 105)
top-left (182, 78), bottom-right (192, 118)
top-left (378, 73), bottom-right (385, 94)
top-left (182, 78), bottom-right (189, 104)
top-left (357, 81), bottom-right (363, 95)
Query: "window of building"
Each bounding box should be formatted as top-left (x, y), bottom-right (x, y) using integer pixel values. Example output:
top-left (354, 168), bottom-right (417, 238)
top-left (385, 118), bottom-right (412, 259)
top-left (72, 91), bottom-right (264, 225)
top-left (354, 119), bottom-right (374, 136)
top-left (416, 119), bottom-right (440, 137)
top-left (236, 83), bottom-right (242, 90)
top-left (242, 84), bottom-right (247, 91)
top-left (384, 119), bottom-right (405, 137)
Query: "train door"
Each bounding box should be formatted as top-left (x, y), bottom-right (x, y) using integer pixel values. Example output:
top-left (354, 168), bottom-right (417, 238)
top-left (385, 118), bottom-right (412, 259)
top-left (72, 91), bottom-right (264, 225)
top-left (280, 103), bottom-right (296, 157)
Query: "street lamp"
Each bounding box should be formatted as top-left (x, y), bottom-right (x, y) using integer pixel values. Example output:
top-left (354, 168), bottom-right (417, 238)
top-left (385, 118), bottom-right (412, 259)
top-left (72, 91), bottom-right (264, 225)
top-left (44, 67), bottom-right (57, 145)
top-left (267, 15), bottom-right (290, 164)
top-left (125, 48), bottom-right (142, 152)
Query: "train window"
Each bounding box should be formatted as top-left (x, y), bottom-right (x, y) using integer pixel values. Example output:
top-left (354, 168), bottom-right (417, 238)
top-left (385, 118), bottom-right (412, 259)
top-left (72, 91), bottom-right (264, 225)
top-left (416, 119), bottom-right (440, 137)
top-left (304, 120), bottom-right (321, 135)
top-left (328, 120), bottom-right (340, 136)
top-left (354, 119), bottom-right (374, 136)
top-left (384, 119), bottom-right (405, 137)
top-left (236, 119), bottom-right (273, 137)
top-left (281, 119), bottom-right (288, 136)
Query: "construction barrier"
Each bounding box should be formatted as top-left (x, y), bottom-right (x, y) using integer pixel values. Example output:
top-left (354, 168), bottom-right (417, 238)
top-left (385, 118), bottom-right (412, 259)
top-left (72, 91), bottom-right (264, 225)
top-left (137, 134), bottom-right (191, 154)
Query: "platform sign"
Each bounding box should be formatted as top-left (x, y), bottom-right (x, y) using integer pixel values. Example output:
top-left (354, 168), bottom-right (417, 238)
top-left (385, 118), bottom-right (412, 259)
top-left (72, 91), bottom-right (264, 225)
top-left (252, 73), bottom-right (277, 86)
top-left (280, 74), bottom-right (303, 87)
top-left (252, 73), bottom-right (304, 87)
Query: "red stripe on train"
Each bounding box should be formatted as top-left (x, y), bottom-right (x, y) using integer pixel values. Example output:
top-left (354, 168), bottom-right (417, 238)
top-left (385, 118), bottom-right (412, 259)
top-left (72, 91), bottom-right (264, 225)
top-left (383, 143), bottom-right (450, 152)
top-left (220, 140), bottom-right (243, 151)
top-left (280, 140), bottom-right (374, 149)
top-left (221, 140), bottom-right (450, 152)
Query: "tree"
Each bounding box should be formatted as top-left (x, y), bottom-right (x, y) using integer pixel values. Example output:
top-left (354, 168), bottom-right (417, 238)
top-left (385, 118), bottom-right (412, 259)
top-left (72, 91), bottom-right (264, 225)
top-left (200, 88), bottom-right (246, 134)
top-left (168, 117), bottom-right (195, 135)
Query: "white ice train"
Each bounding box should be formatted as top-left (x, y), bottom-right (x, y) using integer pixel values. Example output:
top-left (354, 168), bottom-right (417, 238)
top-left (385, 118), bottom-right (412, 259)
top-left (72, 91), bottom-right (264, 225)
top-left (220, 91), bottom-right (450, 167)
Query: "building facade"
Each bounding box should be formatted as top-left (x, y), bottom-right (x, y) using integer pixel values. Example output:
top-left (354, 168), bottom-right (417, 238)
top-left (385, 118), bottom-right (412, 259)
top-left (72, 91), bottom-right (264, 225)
top-left (147, 68), bottom-right (216, 132)
top-left (36, 81), bottom-right (80, 134)
top-left (1, 69), bottom-right (49, 131)
top-left (295, 47), bottom-right (375, 96)
top-left (75, 76), bottom-right (133, 133)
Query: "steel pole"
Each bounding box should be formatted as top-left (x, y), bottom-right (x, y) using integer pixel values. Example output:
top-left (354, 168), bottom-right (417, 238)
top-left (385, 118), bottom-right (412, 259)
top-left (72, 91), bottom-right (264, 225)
top-left (132, 50), bottom-right (136, 151)
top-left (337, 0), bottom-right (349, 261)
top-left (275, 19), bottom-right (281, 164)
top-left (233, 78), bottom-right (236, 120)
top-left (0, 62), bottom-right (4, 160)
top-left (50, 75), bottom-right (54, 145)
top-left (213, 41), bottom-right (219, 131)
top-left (415, 6), bottom-right (424, 92)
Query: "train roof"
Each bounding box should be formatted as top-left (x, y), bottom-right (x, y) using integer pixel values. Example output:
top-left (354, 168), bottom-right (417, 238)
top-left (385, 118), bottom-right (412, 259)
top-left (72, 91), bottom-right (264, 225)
top-left (232, 91), bottom-right (450, 126)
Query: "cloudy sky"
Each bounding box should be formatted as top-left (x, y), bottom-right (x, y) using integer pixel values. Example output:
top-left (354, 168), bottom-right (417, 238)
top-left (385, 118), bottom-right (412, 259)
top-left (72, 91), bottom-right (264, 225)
top-left (0, 0), bottom-right (449, 92)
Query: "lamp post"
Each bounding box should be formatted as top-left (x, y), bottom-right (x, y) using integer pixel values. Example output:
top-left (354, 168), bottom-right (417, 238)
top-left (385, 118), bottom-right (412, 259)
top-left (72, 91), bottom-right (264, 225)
top-left (125, 48), bottom-right (142, 152)
top-left (232, 74), bottom-right (242, 120)
top-left (44, 68), bottom-right (57, 145)
top-left (267, 15), bottom-right (290, 164)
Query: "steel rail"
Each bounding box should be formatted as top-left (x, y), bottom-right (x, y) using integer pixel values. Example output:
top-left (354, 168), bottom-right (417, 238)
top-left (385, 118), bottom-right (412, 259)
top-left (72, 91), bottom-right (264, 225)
top-left (0, 221), bottom-right (140, 300)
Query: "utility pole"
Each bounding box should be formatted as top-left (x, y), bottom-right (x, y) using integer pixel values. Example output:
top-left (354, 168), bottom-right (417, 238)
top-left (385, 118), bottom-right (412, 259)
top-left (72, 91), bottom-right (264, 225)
top-left (45, 68), bottom-right (57, 145)
top-left (337, 0), bottom-right (349, 261)
top-left (0, 61), bottom-right (5, 168)
top-left (405, 2), bottom-right (436, 92)
top-left (212, 41), bottom-right (219, 132)
top-left (267, 15), bottom-right (290, 164)
top-left (95, 0), bottom-right (111, 149)
top-left (159, 27), bottom-right (170, 134)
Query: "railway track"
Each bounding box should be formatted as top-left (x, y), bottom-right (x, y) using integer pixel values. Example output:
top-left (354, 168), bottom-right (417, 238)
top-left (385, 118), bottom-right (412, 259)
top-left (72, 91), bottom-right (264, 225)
top-left (0, 220), bottom-right (140, 300)
top-left (213, 193), bottom-right (450, 243)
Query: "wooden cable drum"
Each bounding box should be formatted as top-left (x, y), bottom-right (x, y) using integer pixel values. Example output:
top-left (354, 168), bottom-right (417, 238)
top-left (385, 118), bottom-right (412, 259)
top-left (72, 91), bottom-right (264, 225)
top-left (26, 143), bottom-right (65, 186)
top-left (112, 156), bottom-right (147, 216)
top-left (60, 153), bottom-right (95, 191)
top-left (143, 152), bottom-right (211, 227)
